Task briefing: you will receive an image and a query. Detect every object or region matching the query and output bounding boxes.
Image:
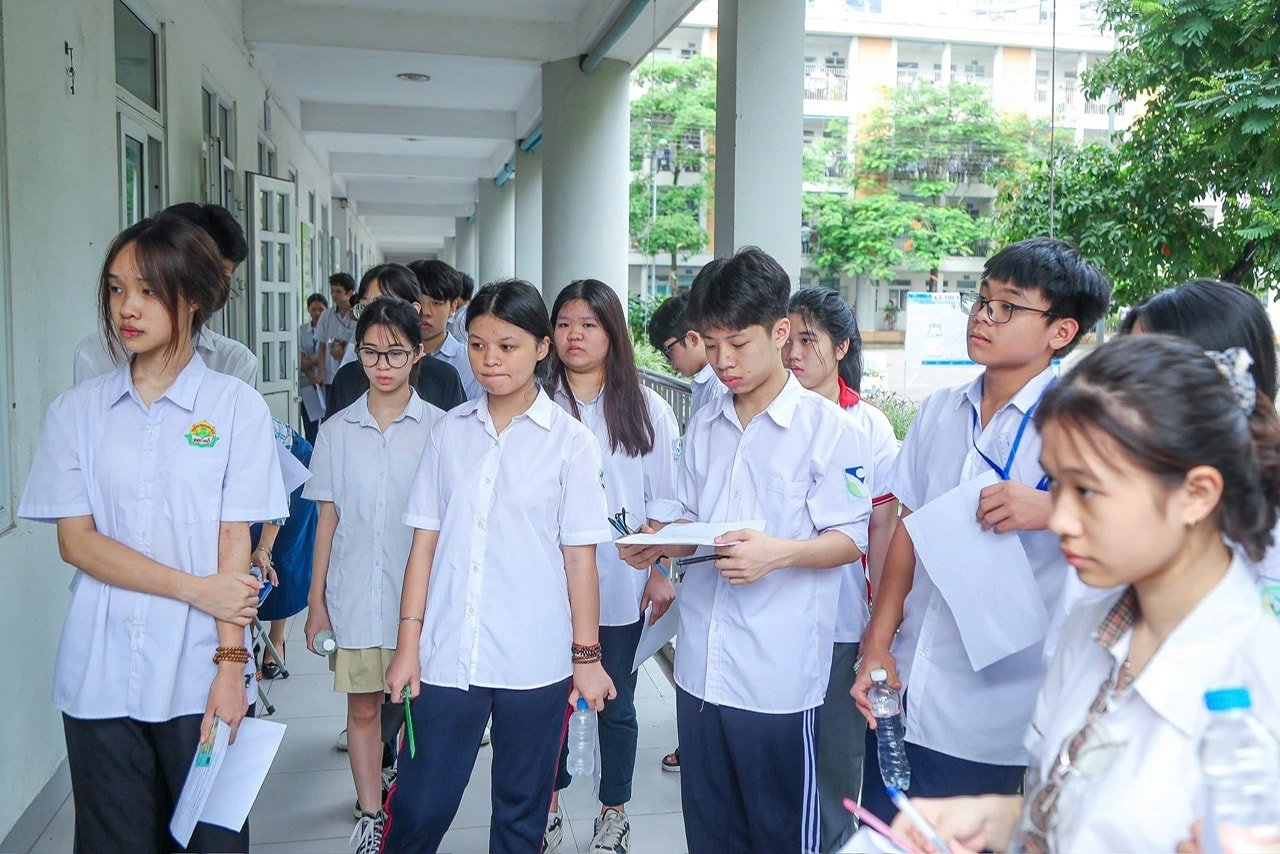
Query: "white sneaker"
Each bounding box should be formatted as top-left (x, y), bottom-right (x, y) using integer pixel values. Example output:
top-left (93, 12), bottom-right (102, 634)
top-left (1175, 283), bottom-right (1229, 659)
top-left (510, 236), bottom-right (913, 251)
top-left (480, 722), bottom-right (491, 746)
top-left (350, 811), bottom-right (385, 854)
top-left (589, 808), bottom-right (630, 854)
top-left (337, 728), bottom-right (348, 751)
top-left (544, 807), bottom-right (564, 853)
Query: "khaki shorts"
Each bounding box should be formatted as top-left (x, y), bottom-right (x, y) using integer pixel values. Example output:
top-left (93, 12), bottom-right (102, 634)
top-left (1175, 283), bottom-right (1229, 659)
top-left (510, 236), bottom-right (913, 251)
top-left (330, 646), bottom-right (396, 694)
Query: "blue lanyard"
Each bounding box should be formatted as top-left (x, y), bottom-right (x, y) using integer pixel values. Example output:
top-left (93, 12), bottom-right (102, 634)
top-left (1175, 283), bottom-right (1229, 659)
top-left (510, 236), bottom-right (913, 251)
top-left (971, 389), bottom-right (1052, 491)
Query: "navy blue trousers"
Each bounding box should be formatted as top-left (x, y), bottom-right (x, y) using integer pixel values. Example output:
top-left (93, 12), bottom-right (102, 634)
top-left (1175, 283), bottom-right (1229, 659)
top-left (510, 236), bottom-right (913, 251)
top-left (676, 687), bottom-right (821, 854)
top-left (555, 618), bottom-right (644, 805)
top-left (382, 678), bottom-right (571, 854)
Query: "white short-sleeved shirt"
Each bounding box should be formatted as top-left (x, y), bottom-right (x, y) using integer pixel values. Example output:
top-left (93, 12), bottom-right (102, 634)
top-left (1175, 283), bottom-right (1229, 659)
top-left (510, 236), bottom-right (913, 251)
top-left (73, 328), bottom-right (258, 387)
top-left (431, 333), bottom-right (482, 400)
top-left (675, 374), bottom-right (872, 713)
top-left (552, 383), bottom-right (684, 626)
top-left (689, 363), bottom-right (725, 416)
top-left (834, 382), bottom-right (899, 643)
top-left (888, 365), bottom-right (1068, 766)
top-left (19, 355), bottom-right (288, 721)
top-left (402, 390), bottom-right (612, 690)
top-left (1020, 559), bottom-right (1280, 852)
top-left (314, 307), bottom-right (357, 385)
top-left (303, 391), bottom-right (443, 649)
top-left (299, 321), bottom-right (321, 388)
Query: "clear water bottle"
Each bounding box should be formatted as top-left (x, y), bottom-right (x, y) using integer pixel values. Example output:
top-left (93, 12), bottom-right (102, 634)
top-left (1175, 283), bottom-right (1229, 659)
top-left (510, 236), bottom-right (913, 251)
top-left (566, 698), bottom-right (597, 778)
top-left (312, 628), bottom-right (337, 656)
top-left (869, 668), bottom-right (911, 791)
top-left (1199, 687), bottom-right (1280, 854)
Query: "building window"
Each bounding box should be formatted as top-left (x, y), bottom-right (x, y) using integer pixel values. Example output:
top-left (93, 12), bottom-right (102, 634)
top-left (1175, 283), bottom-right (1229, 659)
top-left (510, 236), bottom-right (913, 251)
top-left (202, 86), bottom-right (237, 212)
top-left (257, 137), bottom-right (277, 177)
top-left (114, 0), bottom-right (158, 111)
top-left (896, 61), bottom-right (919, 87)
top-left (115, 0), bottom-right (164, 227)
top-left (1035, 69), bottom-right (1050, 103)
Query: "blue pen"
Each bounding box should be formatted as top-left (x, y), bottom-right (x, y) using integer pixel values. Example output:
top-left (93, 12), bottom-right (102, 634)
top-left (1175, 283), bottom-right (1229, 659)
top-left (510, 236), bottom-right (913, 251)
top-left (611, 512), bottom-right (671, 579)
top-left (886, 786), bottom-right (950, 854)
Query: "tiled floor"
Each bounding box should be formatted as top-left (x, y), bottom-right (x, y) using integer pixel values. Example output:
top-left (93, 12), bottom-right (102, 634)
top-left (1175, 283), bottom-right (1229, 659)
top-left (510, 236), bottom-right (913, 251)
top-left (25, 616), bottom-right (688, 853)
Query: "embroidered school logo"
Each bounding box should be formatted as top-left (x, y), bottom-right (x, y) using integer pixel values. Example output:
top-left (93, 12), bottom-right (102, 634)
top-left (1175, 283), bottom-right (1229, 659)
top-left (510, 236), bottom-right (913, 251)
top-left (1261, 584), bottom-right (1280, 619)
top-left (844, 466), bottom-right (868, 499)
top-left (672, 437), bottom-right (683, 461)
top-left (185, 420), bottom-right (220, 448)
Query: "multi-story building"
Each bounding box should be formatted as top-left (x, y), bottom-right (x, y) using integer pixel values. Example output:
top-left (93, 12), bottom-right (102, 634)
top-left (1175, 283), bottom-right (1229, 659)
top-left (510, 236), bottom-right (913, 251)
top-left (629, 0), bottom-right (1138, 335)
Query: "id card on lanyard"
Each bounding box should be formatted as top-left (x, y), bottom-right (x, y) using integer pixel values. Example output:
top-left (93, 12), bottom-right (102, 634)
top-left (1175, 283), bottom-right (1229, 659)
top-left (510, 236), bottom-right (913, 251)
top-left (970, 385), bottom-right (1054, 491)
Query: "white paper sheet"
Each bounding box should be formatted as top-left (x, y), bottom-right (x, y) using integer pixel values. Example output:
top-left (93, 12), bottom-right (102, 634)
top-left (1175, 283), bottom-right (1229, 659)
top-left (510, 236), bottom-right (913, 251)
top-left (301, 383), bottom-right (326, 422)
top-left (199, 717), bottom-right (287, 832)
top-left (615, 520), bottom-right (766, 547)
top-left (169, 717), bottom-right (231, 847)
top-left (274, 440), bottom-right (312, 495)
top-left (838, 826), bottom-right (908, 853)
top-left (903, 470), bottom-right (1048, 671)
top-left (632, 597), bottom-right (679, 672)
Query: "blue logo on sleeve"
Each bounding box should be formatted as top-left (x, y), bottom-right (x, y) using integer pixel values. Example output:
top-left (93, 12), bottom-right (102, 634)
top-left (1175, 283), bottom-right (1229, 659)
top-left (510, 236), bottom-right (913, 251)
top-left (844, 466), bottom-right (868, 499)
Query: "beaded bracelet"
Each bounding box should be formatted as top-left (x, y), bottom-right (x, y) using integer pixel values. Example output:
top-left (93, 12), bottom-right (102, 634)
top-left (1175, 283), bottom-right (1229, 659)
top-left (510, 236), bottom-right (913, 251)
top-left (571, 642), bottom-right (603, 665)
top-left (213, 646), bottom-right (251, 665)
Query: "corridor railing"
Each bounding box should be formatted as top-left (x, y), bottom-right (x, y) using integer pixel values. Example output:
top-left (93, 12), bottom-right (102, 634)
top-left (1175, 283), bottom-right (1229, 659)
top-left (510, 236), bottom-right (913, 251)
top-left (639, 369), bottom-right (692, 432)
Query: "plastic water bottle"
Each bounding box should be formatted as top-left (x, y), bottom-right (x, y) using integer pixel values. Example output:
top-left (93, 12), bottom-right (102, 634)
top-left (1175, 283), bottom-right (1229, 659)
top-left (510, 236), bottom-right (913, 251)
top-left (312, 629), bottom-right (337, 656)
top-left (869, 668), bottom-right (911, 791)
top-left (566, 698), bottom-right (597, 778)
top-left (1199, 687), bottom-right (1280, 854)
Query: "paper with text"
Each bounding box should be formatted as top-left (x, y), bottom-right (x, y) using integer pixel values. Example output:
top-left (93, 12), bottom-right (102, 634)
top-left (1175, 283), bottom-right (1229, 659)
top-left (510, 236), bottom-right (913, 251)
top-left (169, 717), bottom-right (231, 847)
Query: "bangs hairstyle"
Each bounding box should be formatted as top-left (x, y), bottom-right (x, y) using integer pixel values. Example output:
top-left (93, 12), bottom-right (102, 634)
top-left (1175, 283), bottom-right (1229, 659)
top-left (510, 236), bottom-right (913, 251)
top-left (358, 263), bottom-right (420, 305)
top-left (99, 215), bottom-right (227, 363)
top-left (356, 296), bottom-right (423, 384)
top-left (551, 280), bottom-right (656, 457)
top-left (983, 237), bottom-right (1112, 356)
top-left (788, 287), bottom-right (863, 391)
top-left (686, 247), bottom-right (790, 334)
top-left (1120, 278), bottom-right (1278, 399)
top-left (1035, 334), bottom-right (1280, 560)
top-left (466, 279), bottom-right (553, 380)
top-left (647, 293), bottom-right (691, 352)
top-left (408, 259), bottom-right (462, 303)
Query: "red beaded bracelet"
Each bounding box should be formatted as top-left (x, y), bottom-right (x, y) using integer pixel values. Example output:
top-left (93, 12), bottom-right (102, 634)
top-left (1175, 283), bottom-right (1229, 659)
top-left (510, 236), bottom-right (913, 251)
top-left (572, 643), bottom-right (603, 664)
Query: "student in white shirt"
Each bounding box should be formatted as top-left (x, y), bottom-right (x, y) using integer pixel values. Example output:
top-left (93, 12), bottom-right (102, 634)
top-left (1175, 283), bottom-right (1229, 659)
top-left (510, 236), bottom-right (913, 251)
top-left (891, 335), bottom-right (1280, 854)
top-left (315, 272), bottom-right (357, 395)
top-left (620, 248), bottom-right (872, 854)
top-left (447, 271), bottom-right (475, 342)
top-left (384, 279), bottom-right (617, 854)
top-left (784, 287), bottom-right (899, 852)
top-left (72, 202), bottom-right (258, 387)
top-left (648, 292), bottom-right (725, 416)
top-left (853, 238), bottom-right (1111, 823)
top-left (19, 215), bottom-right (287, 853)
top-left (543, 279), bottom-right (683, 854)
top-left (299, 292), bottom-right (328, 443)
top-left (304, 298), bottom-right (443, 852)
top-left (410, 259), bottom-right (482, 399)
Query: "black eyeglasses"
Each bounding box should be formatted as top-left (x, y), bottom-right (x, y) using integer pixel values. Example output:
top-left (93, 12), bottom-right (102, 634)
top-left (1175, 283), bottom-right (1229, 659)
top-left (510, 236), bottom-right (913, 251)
top-left (357, 346), bottom-right (413, 369)
top-left (960, 291), bottom-right (1060, 324)
top-left (659, 337), bottom-right (681, 361)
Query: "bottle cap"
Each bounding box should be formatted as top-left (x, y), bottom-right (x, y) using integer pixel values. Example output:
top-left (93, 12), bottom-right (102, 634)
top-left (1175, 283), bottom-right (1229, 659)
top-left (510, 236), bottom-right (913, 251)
top-left (1205, 687), bottom-right (1252, 712)
top-left (870, 668), bottom-right (888, 682)
top-left (576, 697), bottom-right (589, 711)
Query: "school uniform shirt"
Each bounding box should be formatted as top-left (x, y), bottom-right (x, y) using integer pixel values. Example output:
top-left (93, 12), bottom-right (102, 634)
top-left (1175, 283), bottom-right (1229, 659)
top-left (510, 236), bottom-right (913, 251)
top-left (888, 365), bottom-right (1068, 766)
top-left (402, 390), bottom-right (612, 690)
top-left (1021, 558), bottom-right (1280, 852)
top-left (833, 380), bottom-right (899, 643)
top-left (431, 333), bottom-right (482, 400)
top-left (689, 363), bottom-right (725, 416)
top-left (313, 306), bottom-right (357, 385)
top-left (674, 374), bottom-right (872, 713)
top-left (447, 310), bottom-right (467, 342)
top-left (552, 383), bottom-right (684, 626)
top-left (324, 358), bottom-right (467, 420)
top-left (303, 391), bottom-right (443, 649)
top-left (72, 328), bottom-right (258, 386)
top-left (18, 354), bottom-right (288, 721)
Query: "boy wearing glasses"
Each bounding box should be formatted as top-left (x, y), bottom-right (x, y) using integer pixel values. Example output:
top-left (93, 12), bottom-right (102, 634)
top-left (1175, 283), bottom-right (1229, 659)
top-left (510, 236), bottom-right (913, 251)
top-left (852, 238), bottom-right (1111, 820)
top-left (648, 293), bottom-right (725, 416)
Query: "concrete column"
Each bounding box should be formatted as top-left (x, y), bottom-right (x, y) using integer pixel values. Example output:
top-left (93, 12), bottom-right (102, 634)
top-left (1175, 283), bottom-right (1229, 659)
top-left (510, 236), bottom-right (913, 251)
top-left (541, 56), bottom-right (630, 306)
top-left (455, 216), bottom-right (478, 280)
top-left (442, 236), bottom-right (457, 268)
top-left (941, 43), bottom-right (953, 84)
top-left (514, 145), bottom-right (543, 288)
top-left (478, 178), bottom-right (516, 284)
top-left (714, 0), bottom-right (805, 282)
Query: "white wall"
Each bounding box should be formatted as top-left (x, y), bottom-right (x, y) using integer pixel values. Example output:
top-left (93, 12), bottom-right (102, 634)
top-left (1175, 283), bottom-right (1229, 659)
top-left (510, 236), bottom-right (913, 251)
top-left (0, 0), bottom-right (368, 837)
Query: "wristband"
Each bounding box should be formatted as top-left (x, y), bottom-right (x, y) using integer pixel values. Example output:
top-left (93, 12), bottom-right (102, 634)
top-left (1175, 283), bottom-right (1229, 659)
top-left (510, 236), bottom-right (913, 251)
top-left (572, 642), bottom-right (603, 665)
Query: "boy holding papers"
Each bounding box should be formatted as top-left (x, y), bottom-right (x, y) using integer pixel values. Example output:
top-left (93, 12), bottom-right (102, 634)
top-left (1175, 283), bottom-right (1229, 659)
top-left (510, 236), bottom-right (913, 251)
top-left (621, 247), bottom-right (872, 854)
top-left (852, 238), bottom-right (1110, 820)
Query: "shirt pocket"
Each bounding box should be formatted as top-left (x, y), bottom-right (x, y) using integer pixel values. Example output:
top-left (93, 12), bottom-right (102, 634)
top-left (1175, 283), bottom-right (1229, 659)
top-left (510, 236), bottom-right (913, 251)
top-left (163, 454), bottom-right (226, 523)
top-left (751, 471), bottom-right (809, 539)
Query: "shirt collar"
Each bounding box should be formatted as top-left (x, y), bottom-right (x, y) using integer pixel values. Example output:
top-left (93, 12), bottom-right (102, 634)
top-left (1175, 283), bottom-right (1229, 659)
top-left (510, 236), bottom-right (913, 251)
top-left (958, 364), bottom-right (1058, 416)
top-left (474, 387), bottom-right (556, 435)
top-left (714, 372), bottom-right (806, 429)
top-left (342, 389), bottom-right (427, 427)
top-left (435, 333), bottom-right (463, 359)
top-left (109, 351), bottom-right (208, 412)
top-left (838, 377), bottom-right (861, 408)
top-left (692, 363), bottom-right (717, 386)
top-left (1097, 559), bottom-right (1266, 736)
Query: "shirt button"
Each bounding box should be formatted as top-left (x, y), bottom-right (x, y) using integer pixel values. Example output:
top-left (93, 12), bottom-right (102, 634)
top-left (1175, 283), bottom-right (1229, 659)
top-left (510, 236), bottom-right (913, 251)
top-left (484, 477), bottom-right (492, 485)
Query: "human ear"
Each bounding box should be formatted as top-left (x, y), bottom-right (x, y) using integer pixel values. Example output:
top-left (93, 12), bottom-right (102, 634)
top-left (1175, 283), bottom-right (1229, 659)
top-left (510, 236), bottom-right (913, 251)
top-left (1048, 317), bottom-right (1080, 353)
top-left (1176, 465), bottom-right (1225, 527)
top-left (772, 317), bottom-right (791, 349)
top-left (835, 338), bottom-right (851, 361)
top-left (536, 336), bottom-right (551, 361)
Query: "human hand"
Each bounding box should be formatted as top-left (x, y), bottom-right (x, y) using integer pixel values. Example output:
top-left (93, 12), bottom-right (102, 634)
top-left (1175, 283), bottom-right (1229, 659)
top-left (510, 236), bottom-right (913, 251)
top-left (616, 524), bottom-right (667, 570)
top-left (851, 642), bottom-right (900, 727)
top-left (304, 605), bottom-right (333, 655)
top-left (202, 668), bottom-right (250, 745)
top-left (713, 528), bottom-right (784, 585)
top-left (640, 571), bottom-right (676, 626)
top-left (386, 648), bottom-right (422, 701)
top-left (190, 574), bottom-right (260, 625)
top-left (889, 795), bottom-right (1019, 854)
top-left (570, 661), bottom-right (617, 711)
top-left (977, 481), bottom-right (1052, 534)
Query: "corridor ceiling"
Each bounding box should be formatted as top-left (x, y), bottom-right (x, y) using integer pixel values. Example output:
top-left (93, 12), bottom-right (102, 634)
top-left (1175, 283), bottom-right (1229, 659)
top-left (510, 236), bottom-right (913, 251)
top-left (245, 0), bottom-right (702, 259)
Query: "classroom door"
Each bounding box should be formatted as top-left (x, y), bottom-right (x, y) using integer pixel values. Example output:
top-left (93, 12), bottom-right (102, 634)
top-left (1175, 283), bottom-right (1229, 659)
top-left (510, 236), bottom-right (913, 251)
top-left (247, 172), bottom-right (298, 423)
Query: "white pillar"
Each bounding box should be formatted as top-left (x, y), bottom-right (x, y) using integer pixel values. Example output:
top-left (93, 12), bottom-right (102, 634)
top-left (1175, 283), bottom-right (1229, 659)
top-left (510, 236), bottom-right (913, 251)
top-left (478, 178), bottom-right (516, 284)
top-left (541, 56), bottom-right (630, 306)
top-left (515, 145), bottom-right (543, 288)
top-left (455, 216), bottom-right (478, 280)
top-left (442, 236), bottom-right (457, 268)
top-left (941, 43), bottom-right (954, 84)
top-left (714, 0), bottom-right (805, 282)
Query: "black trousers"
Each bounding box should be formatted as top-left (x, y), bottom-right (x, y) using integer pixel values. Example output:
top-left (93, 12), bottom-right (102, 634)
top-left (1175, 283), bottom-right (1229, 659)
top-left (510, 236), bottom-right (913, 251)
top-left (62, 712), bottom-right (251, 854)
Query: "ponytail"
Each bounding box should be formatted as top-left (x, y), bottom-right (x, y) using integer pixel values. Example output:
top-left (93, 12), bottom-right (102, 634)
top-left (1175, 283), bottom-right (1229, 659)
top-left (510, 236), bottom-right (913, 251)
top-left (1236, 392), bottom-right (1280, 559)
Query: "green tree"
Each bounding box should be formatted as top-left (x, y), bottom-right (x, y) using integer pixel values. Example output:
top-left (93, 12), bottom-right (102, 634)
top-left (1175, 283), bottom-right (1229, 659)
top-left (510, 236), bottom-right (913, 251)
top-left (630, 57), bottom-right (717, 291)
top-left (996, 0), bottom-right (1280, 302)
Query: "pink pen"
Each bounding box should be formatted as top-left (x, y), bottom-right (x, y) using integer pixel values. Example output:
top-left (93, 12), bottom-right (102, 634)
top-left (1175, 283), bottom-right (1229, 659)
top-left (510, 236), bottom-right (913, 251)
top-left (843, 798), bottom-right (919, 853)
